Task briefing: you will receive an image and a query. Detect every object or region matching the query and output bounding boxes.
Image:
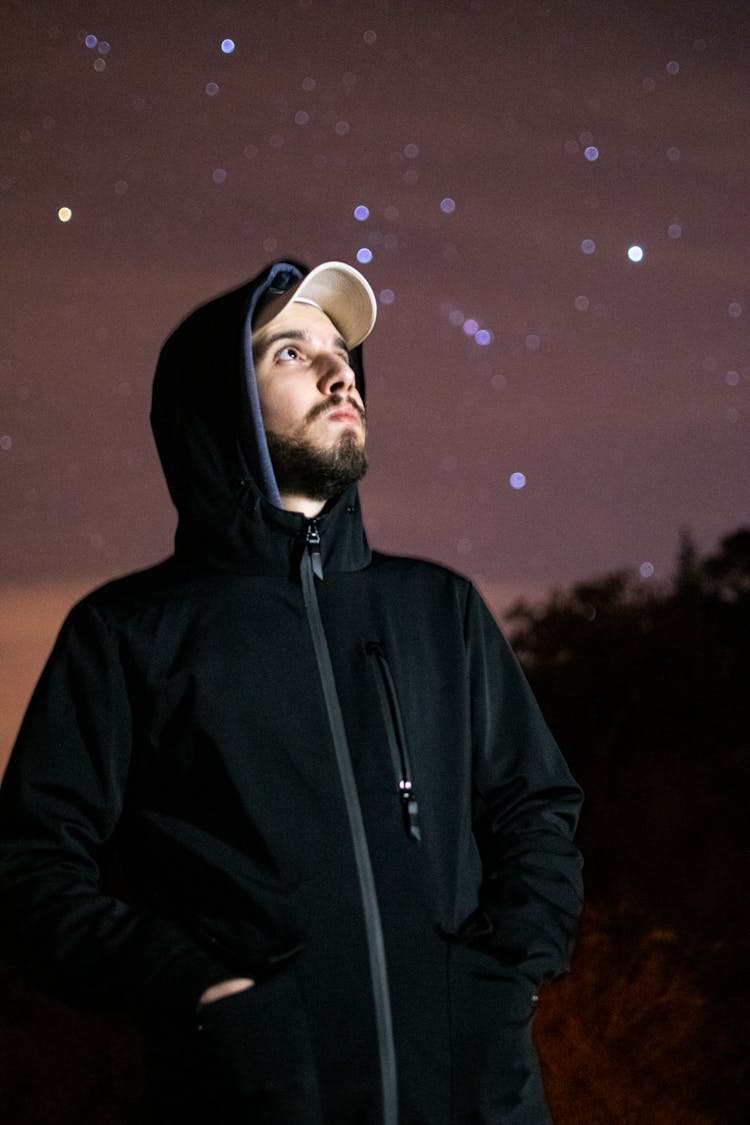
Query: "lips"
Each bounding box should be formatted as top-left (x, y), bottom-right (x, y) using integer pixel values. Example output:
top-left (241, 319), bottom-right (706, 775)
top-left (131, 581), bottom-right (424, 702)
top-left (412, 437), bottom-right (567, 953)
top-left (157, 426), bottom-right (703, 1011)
top-left (306, 397), bottom-right (366, 427)
top-left (326, 408), bottom-right (362, 424)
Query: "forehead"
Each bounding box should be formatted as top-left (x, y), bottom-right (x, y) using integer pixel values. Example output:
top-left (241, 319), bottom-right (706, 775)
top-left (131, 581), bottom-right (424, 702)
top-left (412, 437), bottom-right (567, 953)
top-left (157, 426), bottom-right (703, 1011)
top-left (252, 301), bottom-right (347, 353)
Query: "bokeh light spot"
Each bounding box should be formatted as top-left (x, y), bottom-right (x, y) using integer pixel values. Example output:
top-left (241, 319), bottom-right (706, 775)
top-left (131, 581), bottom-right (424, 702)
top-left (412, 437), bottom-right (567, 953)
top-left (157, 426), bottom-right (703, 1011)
top-left (97, 41), bottom-right (110, 55)
top-left (667, 223), bottom-right (683, 239)
top-left (354, 204), bottom-right (370, 221)
top-left (627, 245), bottom-right (644, 262)
top-left (475, 330), bottom-right (492, 346)
top-left (725, 370), bottom-right (740, 386)
top-left (84, 34), bottom-right (98, 48)
top-left (666, 60), bottom-right (680, 75)
top-left (363, 29), bottom-right (377, 44)
top-left (334, 120), bottom-right (350, 135)
top-left (728, 301), bottom-right (743, 319)
top-left (639, 562), bottom-right (655, 578)
top-left (462, 318), bottom-right (479, 336)
top-left (93, 58), bottom-right (106, 71)
top-left (356, 247), bottom-right (373, 264)
top-left (666, 146), bottom-right (681, 162)
top-left (221, 39), bottom-right (235, 54)
top-left (404, 143), bottom-right (419, 158)
top-left (378, 289), bottom-right (395, 305)
top-left (294, 110), bottom-right (310, 125)
top-left (524, 334), bottom-right (541, 352)
top-left (584, 146), bottom-right (599, 161)
top-left (57, 206), bottom-right (72, 222)
top-left (205, 82), bottom-right (220, 96)
top-left (574, 295), bottom-right (590, 311)
top-left (302, 76), bottom-right (316, 92)
top-left (0, 434), bottom-right (13, 451)
top-left (440, 197), bottom-right (456, 213)
top-left (509, 472), bottom-right (526, 490)
top-left (448, 309), bottom-right (464, 327)
top-left (212, 168), bottom-right (227, 184)
top-left (580, 238), bottom-right (596, 254)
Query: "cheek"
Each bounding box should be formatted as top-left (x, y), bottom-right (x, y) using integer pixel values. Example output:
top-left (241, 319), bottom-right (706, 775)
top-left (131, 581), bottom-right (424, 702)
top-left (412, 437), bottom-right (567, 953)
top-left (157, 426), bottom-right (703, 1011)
top-left (259, 384), bottom-right (308, 435)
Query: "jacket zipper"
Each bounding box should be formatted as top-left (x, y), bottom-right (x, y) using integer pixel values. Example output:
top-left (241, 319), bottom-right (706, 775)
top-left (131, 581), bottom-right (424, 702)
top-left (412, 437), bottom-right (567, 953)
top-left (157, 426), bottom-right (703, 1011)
top-left (301, 520), bottom-right (398, 1125)
top-left (305, 518), bottom-right (324, 580)
top-left (366, 642), bottom-right (421, 843)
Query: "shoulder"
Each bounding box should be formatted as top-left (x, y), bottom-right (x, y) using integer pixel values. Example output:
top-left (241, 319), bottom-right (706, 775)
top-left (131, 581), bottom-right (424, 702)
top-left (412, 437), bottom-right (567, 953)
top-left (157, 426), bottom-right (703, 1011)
top-left (368, 550), bottom-right (472, 591)
top-left (367, 551), bottom-right (514, 643)
top-left (73, 558), bottom-right (174, 611)
top-left (365, 550), bottom-right (479, 622)
top-left (369, 550), bottom-right (470, 583)
top-left (64, 557), bottom-right (199, 636)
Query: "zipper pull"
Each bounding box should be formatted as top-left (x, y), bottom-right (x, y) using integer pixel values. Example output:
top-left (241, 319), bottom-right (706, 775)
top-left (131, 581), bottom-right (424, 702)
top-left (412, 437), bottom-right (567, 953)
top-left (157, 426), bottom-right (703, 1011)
top-left (399, 780), bottom-right (421, 843)
top-left (306, 519), bottom-right (324, 580)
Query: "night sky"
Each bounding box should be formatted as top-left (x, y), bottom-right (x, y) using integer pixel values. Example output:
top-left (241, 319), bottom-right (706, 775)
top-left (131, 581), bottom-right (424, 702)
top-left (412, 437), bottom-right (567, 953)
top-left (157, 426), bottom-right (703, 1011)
top-left (1, 0), bottom-right (748, 758)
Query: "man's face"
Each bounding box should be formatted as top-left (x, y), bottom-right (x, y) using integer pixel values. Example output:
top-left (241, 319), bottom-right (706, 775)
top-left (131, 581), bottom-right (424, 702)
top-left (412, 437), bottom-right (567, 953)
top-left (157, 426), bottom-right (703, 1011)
top-left (252, 302), bottom-right (368, 503)
top-left (252, 302), bottom-right (366, 451)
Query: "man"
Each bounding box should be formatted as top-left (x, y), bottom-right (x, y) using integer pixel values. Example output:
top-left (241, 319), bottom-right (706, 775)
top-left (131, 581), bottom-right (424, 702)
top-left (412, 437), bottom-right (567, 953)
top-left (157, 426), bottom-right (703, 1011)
top-left (0, 259), bottom-right (583, 1124)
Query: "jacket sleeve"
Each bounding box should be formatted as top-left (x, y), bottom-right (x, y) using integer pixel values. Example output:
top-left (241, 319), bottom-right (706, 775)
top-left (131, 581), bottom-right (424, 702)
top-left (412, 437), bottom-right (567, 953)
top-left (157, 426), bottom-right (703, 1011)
top-left (464, 584), bottom-right (584, 987)
top-left (0, 600), bottom-right (230, 1018)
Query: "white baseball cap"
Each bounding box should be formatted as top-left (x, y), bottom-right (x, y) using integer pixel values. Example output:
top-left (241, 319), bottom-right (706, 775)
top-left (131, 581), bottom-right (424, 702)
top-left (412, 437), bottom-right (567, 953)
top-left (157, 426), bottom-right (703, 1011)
top-left (253, 261), bottom-right (377, 348)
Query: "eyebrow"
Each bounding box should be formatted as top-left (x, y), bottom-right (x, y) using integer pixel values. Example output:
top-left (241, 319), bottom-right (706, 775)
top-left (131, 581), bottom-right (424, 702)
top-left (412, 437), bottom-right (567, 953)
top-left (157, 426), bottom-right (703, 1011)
top-left (252, 328), bottom-right (350, 362)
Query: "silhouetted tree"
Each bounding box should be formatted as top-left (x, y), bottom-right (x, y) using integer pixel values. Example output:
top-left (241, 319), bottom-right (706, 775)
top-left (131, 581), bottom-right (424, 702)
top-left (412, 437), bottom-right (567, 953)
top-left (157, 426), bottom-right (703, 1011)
top-left (700, 527), bottom-right (750, 602)
top-left (506, 525), bottom-right (750, 770)
top-left (505, 528), bottom-right (750, 1122)
top-left (673, 526), bottom-right (703, 598)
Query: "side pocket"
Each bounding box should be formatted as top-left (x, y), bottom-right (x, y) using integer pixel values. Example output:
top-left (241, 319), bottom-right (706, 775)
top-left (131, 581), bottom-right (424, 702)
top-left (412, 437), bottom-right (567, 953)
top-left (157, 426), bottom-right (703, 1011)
top-left (195, 963), bottom-right (324, 1124)
top-left (446, 943), bottom-right (551, 1124)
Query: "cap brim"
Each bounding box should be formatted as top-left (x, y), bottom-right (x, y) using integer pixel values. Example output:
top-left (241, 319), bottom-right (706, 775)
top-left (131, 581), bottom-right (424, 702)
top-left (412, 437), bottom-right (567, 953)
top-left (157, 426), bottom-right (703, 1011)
top-left (254, 261), bottom-right (377, 348)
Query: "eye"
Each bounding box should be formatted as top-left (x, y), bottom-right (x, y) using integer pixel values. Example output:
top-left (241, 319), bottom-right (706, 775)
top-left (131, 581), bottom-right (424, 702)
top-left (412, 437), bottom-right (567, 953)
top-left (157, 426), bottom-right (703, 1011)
top-left (276, 345), bottom-right (300, 362)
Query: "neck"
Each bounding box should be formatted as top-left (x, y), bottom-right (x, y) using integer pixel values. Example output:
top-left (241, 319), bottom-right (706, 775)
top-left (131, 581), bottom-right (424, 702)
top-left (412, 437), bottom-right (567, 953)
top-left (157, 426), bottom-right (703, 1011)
top-left (278, 492), bottom-right (327, 518)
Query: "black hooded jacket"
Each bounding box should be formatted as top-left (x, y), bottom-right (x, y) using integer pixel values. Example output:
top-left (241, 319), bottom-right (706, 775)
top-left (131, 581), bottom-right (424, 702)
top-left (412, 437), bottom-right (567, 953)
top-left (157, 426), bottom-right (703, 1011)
top-left (0, 261), bottom-right (583, 1125)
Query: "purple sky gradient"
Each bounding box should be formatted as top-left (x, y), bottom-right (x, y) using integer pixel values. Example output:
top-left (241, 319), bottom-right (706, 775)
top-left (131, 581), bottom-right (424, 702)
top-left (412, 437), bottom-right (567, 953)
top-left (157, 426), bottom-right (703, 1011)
top-left (1, 0), bottom-right (747, 612)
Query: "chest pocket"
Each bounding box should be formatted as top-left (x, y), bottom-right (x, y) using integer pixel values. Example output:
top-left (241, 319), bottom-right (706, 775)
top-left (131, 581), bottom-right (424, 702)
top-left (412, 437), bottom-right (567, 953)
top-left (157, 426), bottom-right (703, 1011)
top-left (365, 641), bottom-right (421, 843)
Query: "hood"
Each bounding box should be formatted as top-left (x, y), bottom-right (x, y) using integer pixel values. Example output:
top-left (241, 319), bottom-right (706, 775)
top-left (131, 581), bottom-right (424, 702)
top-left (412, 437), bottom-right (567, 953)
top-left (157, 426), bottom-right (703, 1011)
top-left (150, 260), bottom-right (371, 576)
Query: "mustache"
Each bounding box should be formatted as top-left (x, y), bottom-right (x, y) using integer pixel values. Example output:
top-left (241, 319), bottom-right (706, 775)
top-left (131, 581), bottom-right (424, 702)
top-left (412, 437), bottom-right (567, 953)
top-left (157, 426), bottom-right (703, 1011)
top-left (306, 395), bottom-right (366, 425)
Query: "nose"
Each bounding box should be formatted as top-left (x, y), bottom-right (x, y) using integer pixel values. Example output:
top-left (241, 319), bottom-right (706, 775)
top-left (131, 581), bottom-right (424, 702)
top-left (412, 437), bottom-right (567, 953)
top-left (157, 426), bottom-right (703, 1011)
top-left (318, 352), bottom-right (356, 397)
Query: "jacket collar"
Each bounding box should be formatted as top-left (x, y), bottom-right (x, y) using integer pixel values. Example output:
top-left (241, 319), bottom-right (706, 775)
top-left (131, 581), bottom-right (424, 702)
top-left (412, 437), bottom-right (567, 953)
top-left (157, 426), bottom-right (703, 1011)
top-left (173, 482), bottom-right (372, 578)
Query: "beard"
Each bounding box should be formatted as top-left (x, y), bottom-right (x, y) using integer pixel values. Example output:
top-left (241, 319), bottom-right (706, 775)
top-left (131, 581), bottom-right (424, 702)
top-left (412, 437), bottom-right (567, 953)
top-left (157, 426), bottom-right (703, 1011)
top-left (266, 422), bottom-right (368, 503)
